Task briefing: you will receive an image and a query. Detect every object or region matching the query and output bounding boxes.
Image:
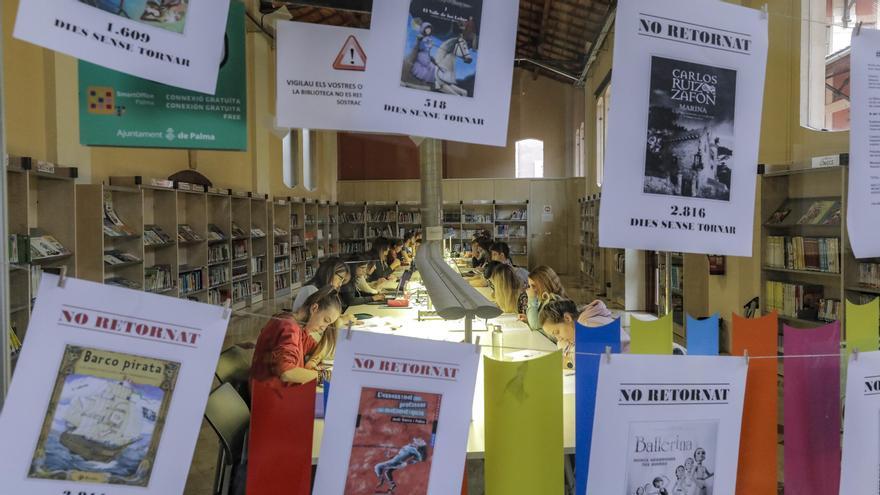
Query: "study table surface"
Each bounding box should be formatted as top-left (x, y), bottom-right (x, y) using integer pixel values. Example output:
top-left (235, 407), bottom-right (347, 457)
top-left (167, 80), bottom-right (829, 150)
top-left (310, 286), bottom-right (572, 462)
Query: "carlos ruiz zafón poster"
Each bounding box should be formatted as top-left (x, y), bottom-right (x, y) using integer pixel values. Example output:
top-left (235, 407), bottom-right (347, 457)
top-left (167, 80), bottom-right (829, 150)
top-left (598, 0), bottom-right (768, 256)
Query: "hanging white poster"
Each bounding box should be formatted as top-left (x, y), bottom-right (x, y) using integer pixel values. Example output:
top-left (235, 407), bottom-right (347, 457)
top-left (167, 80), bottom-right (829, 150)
top-left (848, 29), bottom-right (880, 259)
top-left (839, 351), bottom-right (880, 493)
top-left (13, 0), bottom-right (230, 94)
top-left (313, 331), bottom-right (479, 495)
top-left (586, 355), bottom-right (747, 495)
top-left (598, 0), bottom-right (768, 256)
top-left (0, 275), bottom-right (229, 494)
top-left (275, 0), bottom-right (518, 146)
top-left (275, 21), bottom-right (374, 132)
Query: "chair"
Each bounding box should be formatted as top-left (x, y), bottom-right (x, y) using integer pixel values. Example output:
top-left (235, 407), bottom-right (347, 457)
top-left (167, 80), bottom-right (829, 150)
top-left (215, 345), bottom-right (252, 407)
top-left (204, 383), bottom-right (251, 495)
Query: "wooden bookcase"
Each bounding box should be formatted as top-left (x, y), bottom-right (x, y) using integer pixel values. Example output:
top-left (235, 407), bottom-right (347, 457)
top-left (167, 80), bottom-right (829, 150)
top-left (761, 165), bottom-right (847, 351)
top-left (230, 192), bottom-right (252, 310)
top-left (177, 189), bottom-right (209, 303)
top-left (250, 195), bottom-right (269, 306)
top-left (328, 202), bottom-right (340, 257)
top-left (271, 198), bottom-right (292, 298)
top-left (340, 202), bottom-right (366, 255)
top-left (579, 195), bottom-right (602, 291)
top-left (493, 201), bottom-right (529, 266)
top-left (304, 200), bottom-right (319, 280)
top-left (397, 201), bottom-right (422, 237)
top-left (6, 157), bottom-right (78, 348)
top-left (75, 184), bottom-right (145, 289)
top-left (141, 184), bottom-right (178, 297)
top-left (206, 191), bottom-right (232, 306)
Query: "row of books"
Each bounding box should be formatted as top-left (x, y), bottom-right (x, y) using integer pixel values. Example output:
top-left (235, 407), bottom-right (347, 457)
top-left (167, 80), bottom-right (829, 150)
top-left (764, 280), bottom-right (824, 320)
top-left (208, 224), bottom-right (227, 242)
top-left (305, 265), bottom-right (315, 280)
top-left (765, 236), bottom-right (840, 273)
top-left (292, 246), bottom-right (309, 263)
top-left (274, 274), bottom-right (290, 291)
top-left (858, 262), bottom-right (880, 289)
top-left (145, 265), bottom-right (174, 293)
top-left (208, 288), bottom-right (230, 306)
top-left (274, 258), bottom-right (291, 274)
top-left (232, 280), bottom-right (250, 300)
top-left (252, 255), bottom-right (266, 273)
top-left (209, 244), bottom-right (231, 264)
top-left (275, 242), bottom-right (291, 256)
top-left (341, 241), bottom-right (365, 254)
top-left (340, 212), bottom-right (364, 222)
top-left (368, 226), bottom-right (395, 238)
top-left (233, 240), bottom-right (248, 259)
top-left (495, 225), bottom-right (526, 238)
top-left (103, 193), bottom-right (137, 237)
top-left (144, 225), bottom-right (174, 246)
top-left (767, 199), bottom-right (841, 226)
top-left (178, 224), bottom-right (204, 243)
top-left (179, 267), bottom-right (204, 295)
top-left (463, 213), bottom-right (493, 223)
top-left (103, 250), bottom-right (141, 266)
top-left (818, 298), bottom-right (841, 322)
top-left (209, 265), bottom-right (230, 287)
top-left (367, 211), bottom-right (396, 222)
top-left (9, 234), bottom-right (29, 264)
top-left (498, 210), bottom-right (528, 221)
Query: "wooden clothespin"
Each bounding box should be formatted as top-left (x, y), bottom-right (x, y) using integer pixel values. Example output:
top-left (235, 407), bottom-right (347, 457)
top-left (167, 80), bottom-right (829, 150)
top-left (743, 349), bottom-right (750, 366)
top-left (605, 345), bottom-right (612, 364)
top-left (345, 322), bottom-right (354, 340)
top-left (856, 21), bottom-right (864, 36)
top-left (57, 266), bottom-right (68, 288)
top-left (853, 347), bottom-right (860, 362)
top-left (222, 299), bottom-right (232, 319)
top-left (761, 4), bottom-right (768, 19)
top-left (474, 336), bottom-right (481, 353)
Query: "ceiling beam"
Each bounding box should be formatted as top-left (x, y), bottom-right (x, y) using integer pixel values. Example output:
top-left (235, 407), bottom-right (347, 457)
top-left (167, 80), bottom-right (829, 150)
top-left (537, 0), bottom-right (554, 56)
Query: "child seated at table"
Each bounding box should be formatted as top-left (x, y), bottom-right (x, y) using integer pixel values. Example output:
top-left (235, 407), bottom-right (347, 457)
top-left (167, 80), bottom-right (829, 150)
top-left (251, 286), bottom-right (342, 385)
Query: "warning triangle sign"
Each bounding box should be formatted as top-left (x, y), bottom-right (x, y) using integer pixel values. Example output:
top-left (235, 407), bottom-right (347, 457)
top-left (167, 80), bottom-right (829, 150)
top-left (333, 35), bottom-right (367, 71)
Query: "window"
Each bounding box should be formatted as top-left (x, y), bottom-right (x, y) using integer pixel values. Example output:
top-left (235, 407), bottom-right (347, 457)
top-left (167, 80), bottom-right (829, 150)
top-left (801, 0), bottom-right (878, 131)
top-left (596, 83), bottom-right (611, 186)
top-left (515, 139), bottom-right (545, 178)
top-left (574, 122), bottom-right (586, 177)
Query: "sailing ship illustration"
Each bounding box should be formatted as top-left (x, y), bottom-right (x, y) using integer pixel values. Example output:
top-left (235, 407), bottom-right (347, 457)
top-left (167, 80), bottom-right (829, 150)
top-left (60, 380), bottom-right (144, 463)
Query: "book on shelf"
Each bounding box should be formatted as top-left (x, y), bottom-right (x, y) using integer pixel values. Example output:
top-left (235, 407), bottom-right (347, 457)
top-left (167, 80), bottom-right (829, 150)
top-left (766, 199), bottom-right (841, 226)
top-left (208, 288), bottom-right (230, 305)
top-left (765, 236), bottom-right (840, 273)
top-left (764, 280), bottom-right (824, 320)
top-left (179, 266), bottom-right (204, 294)
top-left (818, 298), bottom-right (841, 322)
top-left (209, 244), bottom-right (231, 263)
top-left (178, 224), bottom-right (204, 243)
top-left (273, 226), bottom-right (288, 237)
top-left (145, 264), bottom-right (174, 293)
top-left (858, 262), bottom-right (880, 289)
top-left (251, 281), bottom-right (264, 303)
top-left (797, 200), bottom-right (838, 225)
top-left (207, 224), bottom-right (228, 241)
top-left (9, 234), bottom-right (30, 264)
top-left (209, 265), bottom-right (231, 286)
top-left (251, 227), bottom-right (267, 238)
top-left (233, 240), bottom-right (248, 259)
top-left (144, 225), bottom-right (174, 246)
top-left (232, 280), bottom-right (251, 300)
top-left (274, 274), bottom-right (290, 291)
top-left (102, 192), bottom-right (137, 237)
top-left (103, 250), bottom-right (142, 266)
top-left (29, 231), bottom-right (71, 260)
top-left (104, 277), bottom-right (141, 290)
top-left (251, 256), bottom-right (266, 273)
top-left (231, 223), bottom-right (247, 239)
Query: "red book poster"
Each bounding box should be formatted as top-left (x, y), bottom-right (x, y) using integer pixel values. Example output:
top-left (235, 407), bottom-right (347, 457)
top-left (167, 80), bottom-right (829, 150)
top-left (344, 387), bottom-right (442, 494)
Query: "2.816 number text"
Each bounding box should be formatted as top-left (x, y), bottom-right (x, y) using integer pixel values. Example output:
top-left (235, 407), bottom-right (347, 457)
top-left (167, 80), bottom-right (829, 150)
top-left (670, 206), bottom-right (706, 218)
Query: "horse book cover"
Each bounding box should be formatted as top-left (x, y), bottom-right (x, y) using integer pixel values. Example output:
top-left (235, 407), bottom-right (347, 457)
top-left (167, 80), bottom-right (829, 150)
top-left (344, 387), bottom-right (442, 494)
top-left (400, 0), bottom-right (483, 98)
top-left (28, 345), bottom-right (179, 487)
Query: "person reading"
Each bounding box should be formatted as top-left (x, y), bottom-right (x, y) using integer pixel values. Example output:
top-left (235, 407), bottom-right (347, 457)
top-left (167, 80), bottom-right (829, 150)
top-left (525, 266), bottom-right (569, 331)
top-left (292, 257), bottom-right (349, 312)
top-left (250, 286), bottom-right (342, 385)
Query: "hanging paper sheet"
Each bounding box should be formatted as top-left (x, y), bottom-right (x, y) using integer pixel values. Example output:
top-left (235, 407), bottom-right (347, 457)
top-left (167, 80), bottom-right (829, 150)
top-left (840, 350), bottom-right (880, 493)
top-left (575, 319), bottom-right (622, 495)
top-left (630, 313), bottom-right (673, 355)
top-left (586, 354), bottom-right (748, 494)
top-left (783, 322), bottom-right (841, 495)
top-left (845, 298), bottom-right (879, 358)
top-left (0, 274), bottom-right (229, 495)
top-left (313, 331), bottom-right (480, 495)
top-left (687, 313), bottom-right (720, 355)
top-left (484, 352), bottom-right (563, 494)
top-left (731, 312), bottom-right (778, 494)
top-left (14, 0), bottom-right (230, 93)
top-left (598, 0), bottom-right (769, 255)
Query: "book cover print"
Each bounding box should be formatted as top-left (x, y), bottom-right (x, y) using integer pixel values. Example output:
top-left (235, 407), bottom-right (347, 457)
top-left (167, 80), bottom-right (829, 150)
top-left (77, 0), bottom-right (189, 34)
top-left (29, 345), bottom-right (179, 487)
top-left (344, 387), bottom-right (442, 494)
top-left (625, 420), bottom-right (718, 495)
top-left (400, 0), bottom-right (482, 98)
top-left (644, 56), bottom-right (737, 202)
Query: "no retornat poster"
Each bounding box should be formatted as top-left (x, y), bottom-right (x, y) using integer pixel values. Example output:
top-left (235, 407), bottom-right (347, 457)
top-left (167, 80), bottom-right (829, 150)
top-left (78, 2), bottom-right (246, 150)
top-left (14, 0), bottom-right (230, 94)
top-left (586, 355), bottom-right (748, 495)
top-left (276, 0), bottom-right (518, 147)
top-left (313, 331), bottom-right (479, 495)
top-left (0, 274), bottom-right (229, 495)
top-left (598, 0), bottom-right (768, 256)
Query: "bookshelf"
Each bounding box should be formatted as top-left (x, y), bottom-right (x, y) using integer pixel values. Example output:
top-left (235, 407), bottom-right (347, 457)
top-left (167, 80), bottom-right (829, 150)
top-left (271, 198), bottom-right (292, 298)
top-left (366, 201), bottom-right (397, 243)
top-left (75, 185), bottom-right (144, 291)
top-left (328, 202), bottom-right (340, 257)
top-left (141, 183), bottom-right (177, 297)
top-left (250, 195), bottom-right (269, 306)
top-left (6, 157), bottom-right (78, 352)
top-left (340, 202), bottom-right (366, 255)
top-left (493, 201), bottom-right (529, 266)
top-left (304, 199), bottom-right (319, 281)
top-left (230, 192), bottom-right (252, 310)
top-left (761, 165), bottom-right (847, 350)
top-left (176, 188), bottom-right (209, 303)
top-left (579, 195), bottom-right (602, 291)
top-left (290, 197), bottom-right (306, 290)
top-left (207, 191), bottom-right (232, 306)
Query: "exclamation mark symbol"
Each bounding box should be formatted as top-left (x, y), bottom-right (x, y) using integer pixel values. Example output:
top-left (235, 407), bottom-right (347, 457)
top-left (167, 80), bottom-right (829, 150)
top-left (350, 48), bottom-right (355, 65)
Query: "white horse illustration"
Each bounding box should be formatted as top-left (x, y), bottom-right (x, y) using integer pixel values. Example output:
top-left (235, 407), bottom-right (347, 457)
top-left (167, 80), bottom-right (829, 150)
top-left (432, 35), bottom-right (472, 96)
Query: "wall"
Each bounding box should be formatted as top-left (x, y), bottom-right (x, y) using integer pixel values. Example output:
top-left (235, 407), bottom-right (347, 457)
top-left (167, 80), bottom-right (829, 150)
top-left (1, 0), bottom-right (337, 199)
top-left (445, 68), bottom-right (580, 179)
